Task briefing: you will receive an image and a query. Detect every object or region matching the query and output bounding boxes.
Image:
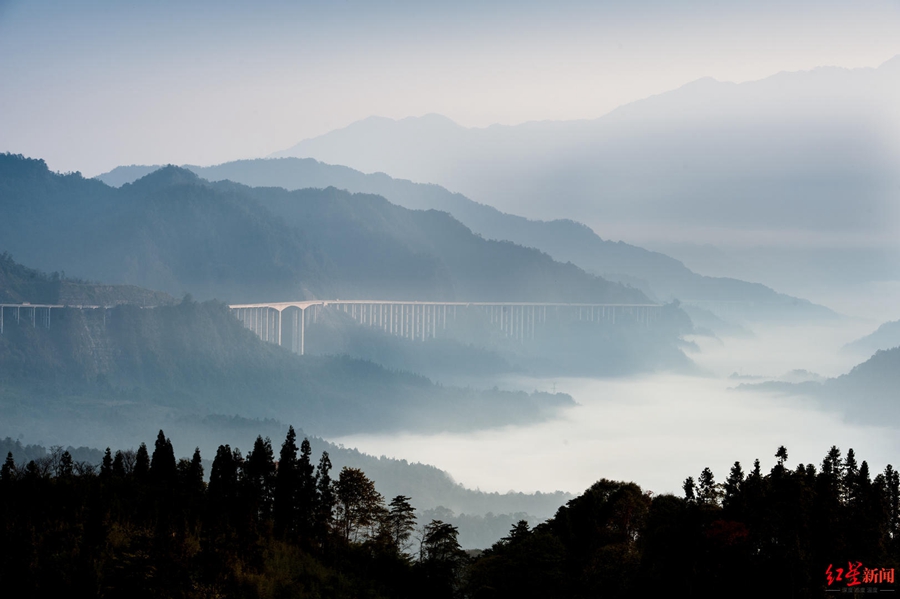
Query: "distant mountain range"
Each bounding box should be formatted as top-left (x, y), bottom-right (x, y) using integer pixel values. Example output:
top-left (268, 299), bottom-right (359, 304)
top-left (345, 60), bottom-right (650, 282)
top-left (264, 59), bottom-right (900, 298)
top-left (0, 256), bottom-right (575, 546)
top-left (842, 319), bottom-right (900, 357)
top-left (269, 58), bottom-right (900, 251)
top-left (3, 153), bottom-right (643, 305)
top-left (0, 254), bottom-right (576, 439)
top-left (740, 346), bottom-right (900, 424)
top-left (98, 157), bottom-right (835, 323)
top-left (3, 153), bottom-right (695, 377)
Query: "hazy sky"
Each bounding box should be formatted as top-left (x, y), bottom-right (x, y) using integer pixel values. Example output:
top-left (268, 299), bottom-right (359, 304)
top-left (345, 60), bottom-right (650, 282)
top-left (1, 0), bottom-right (899, 176)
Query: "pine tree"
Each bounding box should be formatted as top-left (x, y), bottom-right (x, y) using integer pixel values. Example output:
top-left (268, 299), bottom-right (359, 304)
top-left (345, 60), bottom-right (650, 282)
top-left (723, 461), bottom-right (744, 512)
top-left (751, 459), bottom-right (762, 478)
top-left (112, 450), bottom-right (127, 477)
top-left (209, 444), bottom-right (240, 505)
top-left (315, 451), bottom-right (335, 537)
top-left (335, 467), bottom-right (386, 542)
top-left (179, 447), bottom-right (204, 495)
top-left (420, 520), bottom-right (465, 563)
top-left (418, 519), bottom-right (468, 596)
top-left (819, 446), bottom-right (843, 505)
top-left (844, 448), bottom-right (860, 504)
top-left (274, 426), bottom-right (299, 536)
top-left (775, 445), bottom-right (788, 466)
top-left (698, 467), bottom-right (721, 506)
top-left (1, 452), bottom-right (16, 482)
top-left (56, 450), bottom-right (73, 479)
top-left (884, 464), bottom-right (900, 538)
top-left (150, 430), bottom-right (177, 484)
top-left (682, 476), bottom-right (696, 502)
top-left (298, 438), bottom-right (316, 536)
top-left (134, 443), bottom-right (150, 479)
top-left (245, 436), bottom-right (275, 519)
top-left (502, 520), bottom-right (530, 545)
top-left (383, 495), bottom-right (417, 554)
top-left (100, 448), bottom-right (113, 478)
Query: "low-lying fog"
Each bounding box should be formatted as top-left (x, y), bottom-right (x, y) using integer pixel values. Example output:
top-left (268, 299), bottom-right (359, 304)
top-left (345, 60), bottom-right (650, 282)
top-left (334, 316), bottom-right (900, 497)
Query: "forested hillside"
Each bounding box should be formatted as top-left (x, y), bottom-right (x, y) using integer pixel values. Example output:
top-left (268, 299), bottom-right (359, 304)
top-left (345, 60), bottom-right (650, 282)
top-left (0, 295), bottom-right (574, 440)
top-left (100, 157), bottom-right (833, 321)
top-left (468, 445), bottom-right (900, 598)
top-left (827, 347), bottom-right (900, 409)
top-left (0, 252), bottom-right (174, 306)
top-left (2, 153), bottom-right (645, 305)
top-left (0, 433), bottom-right (571, 550)
top-left (2, 435), bottom-right (894, 598)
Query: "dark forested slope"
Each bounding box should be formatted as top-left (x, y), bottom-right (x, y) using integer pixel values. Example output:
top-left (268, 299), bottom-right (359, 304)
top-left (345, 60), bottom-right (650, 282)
top-left (0, 296), bottom-right (573, 439)
top-left (2, 436), bottom-right (894, 598)
top-left (0, 156), bottom-right (330, 302)
top-left (0, 252), bottom-right (174, 306)
top-left (4, 153), bottom-right (645, 305)
top-left (827, 347), bottom-right (900, 406)
top-left (467, 446), bottom-right (900, 599)
top-left (216, 181), bottom-right (643, 303)
top-left (99, 157), bottom-right (832, 320)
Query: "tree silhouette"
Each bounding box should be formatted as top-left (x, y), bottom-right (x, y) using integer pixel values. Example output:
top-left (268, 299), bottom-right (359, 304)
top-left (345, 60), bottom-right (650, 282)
top-left (383, 495), bottom-right (417, 555)
top-left (683, 476), bottom-right (696, 502)
top-left (298, 437), bottom-right (316, 538)
top-left (134, 443), bottom-right (150, 480)
top-left (698, 467), bottom-right (721, 506)
top-left (0, 452), bottom-right (15, 482)
top-left (56, 450), bottom-right (73, 479)
top-left (100, 447), bottom-right (113, 478)
top-left (245, 436), bottom-right (275, 520)
top-left (150, 430), bottom-right (177, 484)
top-left (274, 426), bottom-right (299, 537)
top-left (315, 450), bottom-right (335, 537)
top-left (335, 467), bottom-right (385, 542)
top-left (418, 520), bottom-right (467, 599)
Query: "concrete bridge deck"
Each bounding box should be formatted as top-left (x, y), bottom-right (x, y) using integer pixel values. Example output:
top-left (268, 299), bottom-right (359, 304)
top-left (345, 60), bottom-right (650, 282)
top-left (0, 300), bottom-right (663, 356)
top-left (0, 303), bottom-right (117, 334)
top-left (228, 300), bottom-right (663, 355)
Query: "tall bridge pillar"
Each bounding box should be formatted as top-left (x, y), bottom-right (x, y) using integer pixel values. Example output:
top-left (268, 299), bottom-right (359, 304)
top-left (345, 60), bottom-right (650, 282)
top-left (228, 300), bottom-right (662, 356)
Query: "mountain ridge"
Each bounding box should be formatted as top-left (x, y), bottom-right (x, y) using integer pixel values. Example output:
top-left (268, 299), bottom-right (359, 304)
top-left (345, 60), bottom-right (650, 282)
top-left (98, 157), bottom-right (836, 323)
top-left (7, 153), bottom-right (646, 305)
top-left (266, 58), bottom-right (900, 262)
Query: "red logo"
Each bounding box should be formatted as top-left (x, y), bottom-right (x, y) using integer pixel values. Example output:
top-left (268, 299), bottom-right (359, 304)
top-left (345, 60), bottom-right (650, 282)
top-left (826, 563), bottom-right (895, 588)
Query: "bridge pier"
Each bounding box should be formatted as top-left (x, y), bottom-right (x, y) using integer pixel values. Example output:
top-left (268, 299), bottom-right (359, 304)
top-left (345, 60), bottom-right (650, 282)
top-left (228, 300), bottom-right (662, 355)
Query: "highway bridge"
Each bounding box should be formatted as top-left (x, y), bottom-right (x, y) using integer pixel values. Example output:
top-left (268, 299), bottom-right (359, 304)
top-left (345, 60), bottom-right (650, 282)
top-left (228, 300), bottom-right (663, 355)
top-left (0, 302), bottom-right (114, 335)
top-left (0, 300), bottom-right (663, 356)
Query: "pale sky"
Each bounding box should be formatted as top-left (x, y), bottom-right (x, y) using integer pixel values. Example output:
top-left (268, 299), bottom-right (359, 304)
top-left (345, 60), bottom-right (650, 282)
top-left (1, 0), bottom-right (899, 176)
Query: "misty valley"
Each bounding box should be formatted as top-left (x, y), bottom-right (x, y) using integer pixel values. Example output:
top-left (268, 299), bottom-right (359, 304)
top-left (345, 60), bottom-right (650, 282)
top-left (2, 143), bottom-right (899, 597)
top-left (1, 40), bottom-right (900, 598)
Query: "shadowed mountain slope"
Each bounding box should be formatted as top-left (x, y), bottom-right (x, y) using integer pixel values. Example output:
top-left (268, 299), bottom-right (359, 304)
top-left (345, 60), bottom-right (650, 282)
top-left (98, 157), bottom-right (834, 322)
top-left (0, 282), bottom-right (575, 438)
top-left (0, 252), bottom-right (175, 307)
top-left (739, 346), bottom-right (900, 425)
top-left (5, 153), bottom-right (644, 305)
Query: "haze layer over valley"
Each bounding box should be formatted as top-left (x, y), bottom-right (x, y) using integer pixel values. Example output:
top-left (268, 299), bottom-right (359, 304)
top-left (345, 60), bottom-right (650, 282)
top-left (2, 2), bottom-right (900, 575)
top-left (6, 149), bottom-right (899, 514)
